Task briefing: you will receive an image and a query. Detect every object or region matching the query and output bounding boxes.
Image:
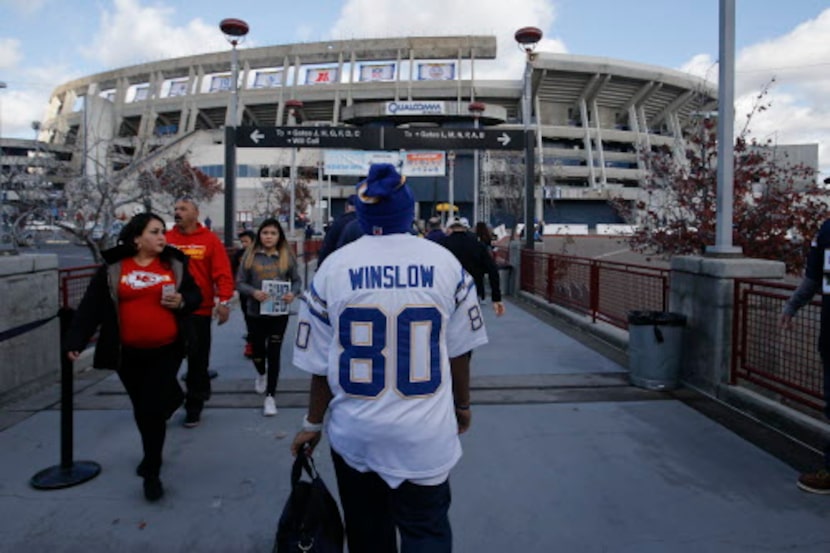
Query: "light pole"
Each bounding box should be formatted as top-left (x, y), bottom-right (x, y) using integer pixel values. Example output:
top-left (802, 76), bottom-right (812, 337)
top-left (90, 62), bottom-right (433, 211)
top-left (515, 26), bottom-right (542, 250)
top-left (0, 81), bottom-right (6, 141)
top-left (0, 81), bottom-right (8, 245)
top-left (219, 18), bottom-right (249, 248)
top-left (469, 101), bottom-right (485, 224)
top-left (447, 150), bottom-right (456, 221)
top-left (708, 0), bottom-right (742, 256)
top-left (285, 99), bottom-right (303, 236)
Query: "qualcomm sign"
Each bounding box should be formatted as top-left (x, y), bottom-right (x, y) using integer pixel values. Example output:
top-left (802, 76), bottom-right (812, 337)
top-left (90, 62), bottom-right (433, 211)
top-left (385, 101), bottom-right (446, 116)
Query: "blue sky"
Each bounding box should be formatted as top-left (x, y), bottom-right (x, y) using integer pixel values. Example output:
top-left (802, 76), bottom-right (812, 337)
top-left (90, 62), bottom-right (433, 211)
top-left (1, 0), bottom-right (829, 176)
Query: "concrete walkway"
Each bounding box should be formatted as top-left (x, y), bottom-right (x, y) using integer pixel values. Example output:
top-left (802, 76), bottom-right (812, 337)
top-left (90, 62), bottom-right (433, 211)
top-left (1, 299), bottom-right (829, 552)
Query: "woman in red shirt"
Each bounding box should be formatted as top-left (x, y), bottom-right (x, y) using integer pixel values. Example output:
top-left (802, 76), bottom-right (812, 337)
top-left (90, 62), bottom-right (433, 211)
top-left (66, 213), bottom-right (201, 502)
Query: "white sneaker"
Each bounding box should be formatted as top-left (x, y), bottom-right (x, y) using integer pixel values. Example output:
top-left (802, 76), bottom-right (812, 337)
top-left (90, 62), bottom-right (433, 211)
top-left (255, 373), bottom-right (267, 395)
top-left (263, 395), bottom-right (277, 416)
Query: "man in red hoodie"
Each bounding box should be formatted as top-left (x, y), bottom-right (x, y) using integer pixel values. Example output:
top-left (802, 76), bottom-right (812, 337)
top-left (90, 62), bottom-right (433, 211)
top-left (167, 197), bottom-right (235, 427)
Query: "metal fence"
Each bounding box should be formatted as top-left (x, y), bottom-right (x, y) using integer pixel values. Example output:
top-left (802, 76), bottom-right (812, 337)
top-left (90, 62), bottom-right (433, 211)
top-left (732, 278), bottom-right (824, 411)
top-left (59, 264), bottom-right (101, 310)
top-left (519, 248), bottom-right (669, 329)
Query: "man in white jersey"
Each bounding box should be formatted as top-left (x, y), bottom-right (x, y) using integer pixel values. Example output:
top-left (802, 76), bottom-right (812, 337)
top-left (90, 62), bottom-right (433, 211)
top-left (291, 163), bottom-right (488, 552)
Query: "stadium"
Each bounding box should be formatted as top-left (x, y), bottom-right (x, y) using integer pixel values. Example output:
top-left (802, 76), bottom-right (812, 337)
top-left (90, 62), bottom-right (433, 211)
top-left (33, 33), bottom-right (725, 235)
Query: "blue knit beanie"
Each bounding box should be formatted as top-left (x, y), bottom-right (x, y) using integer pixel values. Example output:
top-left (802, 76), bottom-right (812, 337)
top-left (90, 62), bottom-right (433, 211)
top-left (355, 163), bottom-right (414, 236)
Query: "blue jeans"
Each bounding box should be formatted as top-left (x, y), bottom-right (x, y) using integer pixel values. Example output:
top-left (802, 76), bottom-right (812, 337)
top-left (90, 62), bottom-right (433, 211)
top-left (331, 449), bottom-right (453, 553)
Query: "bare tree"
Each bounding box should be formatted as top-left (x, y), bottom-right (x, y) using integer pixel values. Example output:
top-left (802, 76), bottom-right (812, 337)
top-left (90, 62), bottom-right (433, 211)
top-left (256, 171), bottom-right (315, 225)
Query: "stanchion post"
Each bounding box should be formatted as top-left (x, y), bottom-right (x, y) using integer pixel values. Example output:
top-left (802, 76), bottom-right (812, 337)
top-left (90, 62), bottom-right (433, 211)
top-left (30, 307), bottom-right (101, 490)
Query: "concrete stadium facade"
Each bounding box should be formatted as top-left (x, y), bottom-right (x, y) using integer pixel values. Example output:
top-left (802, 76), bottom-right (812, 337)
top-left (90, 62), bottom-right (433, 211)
top-left (39, 35), bottom-right (720, 234)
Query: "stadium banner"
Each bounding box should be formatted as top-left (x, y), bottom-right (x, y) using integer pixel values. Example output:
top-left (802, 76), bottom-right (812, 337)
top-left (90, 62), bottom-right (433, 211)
top-left (323, 150), bottom-right (399, 176)
top-left (209, 74), bottom-right (233, 93)
top-left (168, 80), bottom-right (188, 97)
top-left (359, 63), bottom-right (396, 82)
top-left (385, 101), bottom-right (446, 116)
top-left (417, 63), bottom-right (455, 81)
top-left (306, 67), bottom-right (339, 85)
top-left (323, 150), bottom-right (445, 177)
top-left (133, 86), bottom-right (149, 102)
top-left (402, 152), bottom-right (446, 177)
top-left (253, 70), bottom-right (283, 88)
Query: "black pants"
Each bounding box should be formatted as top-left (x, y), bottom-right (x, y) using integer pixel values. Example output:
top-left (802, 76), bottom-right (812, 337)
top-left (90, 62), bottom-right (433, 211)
top-left (331, 449), bottom-right (453, 553)
top-left (248, 315), bottom-right (289, 395)
top-left (183, 314), bottom-right (212, 415)
top-left (240, 296), bottom-right (252, 343)
top-left (819, 350), bottom-right (830, 467)
top-left (118, 342), bottom-right (184, 478)
top-left (472, 274), bottom-right (485, 301)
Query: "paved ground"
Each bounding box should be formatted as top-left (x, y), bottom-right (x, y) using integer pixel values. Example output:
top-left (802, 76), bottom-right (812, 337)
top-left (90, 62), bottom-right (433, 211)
top-left (1, 297), bottom-right (829, 552)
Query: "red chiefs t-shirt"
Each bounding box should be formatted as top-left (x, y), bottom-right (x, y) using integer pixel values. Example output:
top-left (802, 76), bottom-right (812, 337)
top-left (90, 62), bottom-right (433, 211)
top-left (118, 257), bottom-right (179, 348)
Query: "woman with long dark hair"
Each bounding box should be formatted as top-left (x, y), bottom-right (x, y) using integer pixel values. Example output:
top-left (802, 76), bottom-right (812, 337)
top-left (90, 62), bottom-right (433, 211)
top-left (65, 212), bottom-right (201, 501)
top-left (236, 218), bottom-right (302, 416)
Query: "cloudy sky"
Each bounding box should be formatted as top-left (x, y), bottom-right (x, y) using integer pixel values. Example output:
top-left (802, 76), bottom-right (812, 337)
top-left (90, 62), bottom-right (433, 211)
top-left (1, 0), bottom-right (829, 176)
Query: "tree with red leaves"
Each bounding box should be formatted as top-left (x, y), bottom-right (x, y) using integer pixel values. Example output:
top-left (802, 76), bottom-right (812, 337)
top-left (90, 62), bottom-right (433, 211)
top-left (613, 85), bottom-right (824, 274)
top-left (137, 156), bottom-right (222, 215)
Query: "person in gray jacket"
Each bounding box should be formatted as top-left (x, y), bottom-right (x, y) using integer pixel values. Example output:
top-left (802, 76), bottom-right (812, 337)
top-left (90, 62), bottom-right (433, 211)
top-left (237, 218), bottom-right (302, 416)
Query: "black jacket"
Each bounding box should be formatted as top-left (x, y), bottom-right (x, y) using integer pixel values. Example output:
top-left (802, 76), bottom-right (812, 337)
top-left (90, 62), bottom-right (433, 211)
top-left (439, 231), bottom-right (502, 302)
top-left (317, 211), bottom-right (357, 266)
top-left (64, 244), bottom-right (202, 370)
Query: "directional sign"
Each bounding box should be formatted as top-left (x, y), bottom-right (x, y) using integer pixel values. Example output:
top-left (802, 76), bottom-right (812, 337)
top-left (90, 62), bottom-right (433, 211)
top-left (382, 128), bottom-right (526, 151)
top-left (236, 125), bottom-right (527, 151)
top-left (236, 126), bottom-right (381, 149)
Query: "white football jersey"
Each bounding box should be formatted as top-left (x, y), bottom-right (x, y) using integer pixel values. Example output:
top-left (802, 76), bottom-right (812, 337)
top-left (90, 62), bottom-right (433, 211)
top-left (294, 233), bottom-right (488, 485)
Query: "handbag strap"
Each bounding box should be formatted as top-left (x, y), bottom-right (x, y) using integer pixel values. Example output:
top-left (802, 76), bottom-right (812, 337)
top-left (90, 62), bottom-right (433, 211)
top-left (290, 447), bottom-right (319, 486)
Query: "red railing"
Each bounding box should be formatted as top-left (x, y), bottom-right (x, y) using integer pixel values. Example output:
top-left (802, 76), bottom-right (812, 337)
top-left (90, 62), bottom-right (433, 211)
top-left (732, 279), bottom-right (824, 411)
top-left (59, 264), bottom-right (100, 309)
top-left (519, 249), bottom-right (669, 329)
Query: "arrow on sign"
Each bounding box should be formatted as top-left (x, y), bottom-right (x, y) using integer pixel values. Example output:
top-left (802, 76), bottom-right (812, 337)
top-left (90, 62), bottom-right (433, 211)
top-left (496, 133), bottom-right (512, 147)
top-left (249, 129), bottom-right (265, 144)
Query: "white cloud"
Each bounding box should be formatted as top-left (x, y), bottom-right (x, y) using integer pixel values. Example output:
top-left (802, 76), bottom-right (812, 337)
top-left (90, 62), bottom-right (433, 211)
top-left (80, 0), bottom-right (228, 68)
top-left (678, 8), bottom-right (830, 177)
top-left (329, 0), bottom-right (563, 78)
top-left (0, 38), bottom-right (23, 70)
top-left (678, 53), bottom-right (717, 83)
top-left (1, 61), bottom-right (79, 139)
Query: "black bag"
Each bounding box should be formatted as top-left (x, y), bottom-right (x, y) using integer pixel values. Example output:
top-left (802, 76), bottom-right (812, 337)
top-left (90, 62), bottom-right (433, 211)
top-left (275, 450), bottom-right (344, 553)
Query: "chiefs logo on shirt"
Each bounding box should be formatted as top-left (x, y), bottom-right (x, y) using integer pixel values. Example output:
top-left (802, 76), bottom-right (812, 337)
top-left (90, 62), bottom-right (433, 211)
top-left (172, 244), bottom-right (207, 261)
top-left (122, 270), bottom-right (173, 289)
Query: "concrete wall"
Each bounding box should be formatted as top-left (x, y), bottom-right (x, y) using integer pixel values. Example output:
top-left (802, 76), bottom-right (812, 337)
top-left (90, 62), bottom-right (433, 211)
top-left (0, 254), bottom-right (60, 399)
top-left (669, 255), bottom-right (785, 393)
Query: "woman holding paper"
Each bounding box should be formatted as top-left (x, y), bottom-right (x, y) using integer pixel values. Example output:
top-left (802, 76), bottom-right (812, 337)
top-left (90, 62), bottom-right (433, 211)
top-left (236, 218), bottom-right (302, 416)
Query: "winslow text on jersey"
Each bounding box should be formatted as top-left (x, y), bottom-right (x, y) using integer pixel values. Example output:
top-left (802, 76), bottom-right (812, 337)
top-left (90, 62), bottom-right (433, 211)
top-left (348, 265), bottom-right (435, 290)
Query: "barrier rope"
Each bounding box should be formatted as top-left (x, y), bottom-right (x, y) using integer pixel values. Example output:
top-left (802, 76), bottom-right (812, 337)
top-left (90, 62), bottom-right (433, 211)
top-left (0, 313), bottom-right (58, 344)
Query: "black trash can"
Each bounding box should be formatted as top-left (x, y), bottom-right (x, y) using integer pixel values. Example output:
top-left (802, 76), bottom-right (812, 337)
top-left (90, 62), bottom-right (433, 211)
top-left (627, 310), bottom-right (687, 390)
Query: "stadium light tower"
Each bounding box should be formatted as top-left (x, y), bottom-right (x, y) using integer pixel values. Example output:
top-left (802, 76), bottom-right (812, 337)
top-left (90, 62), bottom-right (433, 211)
top-left (515, 26), bottom-right (542, 250)
top-left (219, 17), bottom-right (249, 248)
